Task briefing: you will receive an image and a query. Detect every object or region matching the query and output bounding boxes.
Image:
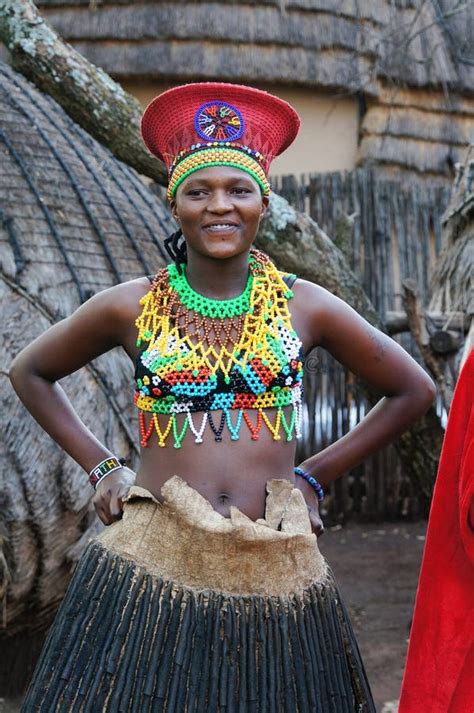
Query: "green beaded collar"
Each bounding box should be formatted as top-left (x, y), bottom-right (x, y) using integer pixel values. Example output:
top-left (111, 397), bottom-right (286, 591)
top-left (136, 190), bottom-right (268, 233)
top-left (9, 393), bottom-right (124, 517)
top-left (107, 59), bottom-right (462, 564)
top-left (167, 263), bottom-right (253, 318)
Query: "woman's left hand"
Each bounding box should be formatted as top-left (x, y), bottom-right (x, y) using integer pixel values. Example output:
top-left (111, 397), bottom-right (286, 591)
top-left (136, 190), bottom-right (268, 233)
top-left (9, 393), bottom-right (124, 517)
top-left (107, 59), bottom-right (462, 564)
top-left (294, 477), bottom-right (324, 537)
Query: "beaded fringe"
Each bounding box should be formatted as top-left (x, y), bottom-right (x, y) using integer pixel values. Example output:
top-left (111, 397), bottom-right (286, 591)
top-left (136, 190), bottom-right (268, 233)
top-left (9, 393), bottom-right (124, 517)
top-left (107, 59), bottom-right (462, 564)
top-left (22, 541), bottom-right (375, 713)
top-left (137, 404), bottom-right (303, 448)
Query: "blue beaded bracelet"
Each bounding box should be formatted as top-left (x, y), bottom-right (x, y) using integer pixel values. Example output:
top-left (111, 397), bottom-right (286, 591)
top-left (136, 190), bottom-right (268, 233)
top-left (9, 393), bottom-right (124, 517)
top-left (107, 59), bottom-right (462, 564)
top-left (294, 467), bottom-right (325, 501)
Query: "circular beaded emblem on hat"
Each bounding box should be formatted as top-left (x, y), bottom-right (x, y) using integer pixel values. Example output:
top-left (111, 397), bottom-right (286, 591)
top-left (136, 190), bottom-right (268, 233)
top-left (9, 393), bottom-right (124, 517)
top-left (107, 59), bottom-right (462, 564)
top-left (194, 101), bottom-right (244, 142)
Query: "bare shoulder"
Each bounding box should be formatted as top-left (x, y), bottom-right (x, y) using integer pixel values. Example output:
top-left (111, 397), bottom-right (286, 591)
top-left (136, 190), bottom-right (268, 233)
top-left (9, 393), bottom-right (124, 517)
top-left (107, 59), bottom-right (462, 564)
top-left (290, 276), bottom-right (408, 371)
top-left (291, 278), bottom-right (334, 311)
top-left (95, 275), bottom-right (152, 304)
top-left (289, 278), bottom-right (348, 349)
top-left (290, 277), bottom-right (434, 399)
top-left (82, 276), bottom-right (152, 325)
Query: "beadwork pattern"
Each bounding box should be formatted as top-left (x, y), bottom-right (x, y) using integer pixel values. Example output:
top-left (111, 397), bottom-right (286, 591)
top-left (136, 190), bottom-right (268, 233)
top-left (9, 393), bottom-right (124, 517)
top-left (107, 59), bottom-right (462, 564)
top-left (135, 249), bottom-right (304, 448)
top-left (169, 142), bottom-right (265, 176)
top-left (167, 146), bottom-right (270, 200)
top-left (169, 264), bottom-right (253, 318)
top-left (194, 102), bottom-right (244, 142)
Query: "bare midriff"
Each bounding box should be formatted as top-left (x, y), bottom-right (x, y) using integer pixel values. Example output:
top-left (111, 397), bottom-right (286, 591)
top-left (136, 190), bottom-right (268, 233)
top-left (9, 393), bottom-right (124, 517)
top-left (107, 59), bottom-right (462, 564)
top-left (135, 407), bottom-right (297, 520)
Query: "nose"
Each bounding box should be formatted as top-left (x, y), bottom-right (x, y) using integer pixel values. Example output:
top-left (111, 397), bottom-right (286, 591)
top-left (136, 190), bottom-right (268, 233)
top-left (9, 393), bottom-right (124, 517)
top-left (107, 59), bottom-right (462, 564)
top-left (206, 189), bottom-right (233, 213)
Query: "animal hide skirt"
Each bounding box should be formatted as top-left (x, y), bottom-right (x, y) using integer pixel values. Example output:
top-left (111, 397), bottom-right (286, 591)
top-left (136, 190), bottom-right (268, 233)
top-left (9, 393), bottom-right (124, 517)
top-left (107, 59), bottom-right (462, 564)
top-left (22, 476), bottom-right (375, 712)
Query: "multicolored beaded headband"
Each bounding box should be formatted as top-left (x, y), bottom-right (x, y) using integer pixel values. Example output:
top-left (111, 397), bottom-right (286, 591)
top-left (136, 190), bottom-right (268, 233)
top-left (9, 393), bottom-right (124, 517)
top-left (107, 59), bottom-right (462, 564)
top-left (140, 83), bottom-right (301, 201)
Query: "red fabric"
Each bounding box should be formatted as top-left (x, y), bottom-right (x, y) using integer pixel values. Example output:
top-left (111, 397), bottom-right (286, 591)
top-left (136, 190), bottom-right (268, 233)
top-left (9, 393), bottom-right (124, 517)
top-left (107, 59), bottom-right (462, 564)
top-left (399, 348), bottom-right (474, 713)
top-left (140, 82), bottom-right (300, 172)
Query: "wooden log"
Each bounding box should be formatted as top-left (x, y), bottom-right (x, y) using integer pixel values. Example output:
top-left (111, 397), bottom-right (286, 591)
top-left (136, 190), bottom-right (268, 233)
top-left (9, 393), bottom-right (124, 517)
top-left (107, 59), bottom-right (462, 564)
top-left (385, 310), bottom-right (468, 336)
top-left (429, 330), bottom-right (464, 355)
top-left (257, 193), bottom-right (379, 322)
top-left (460, 320), bottom-right (474, 369)
top-left (0, 0), bottom-right (167, 184)
top-left (402, 278), bottom-right (451, 410)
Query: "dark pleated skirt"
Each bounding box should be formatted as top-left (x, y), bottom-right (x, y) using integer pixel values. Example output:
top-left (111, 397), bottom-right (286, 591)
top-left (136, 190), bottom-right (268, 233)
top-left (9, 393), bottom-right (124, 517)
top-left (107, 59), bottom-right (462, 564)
top-left (22, 477), bottom-right (375, 713)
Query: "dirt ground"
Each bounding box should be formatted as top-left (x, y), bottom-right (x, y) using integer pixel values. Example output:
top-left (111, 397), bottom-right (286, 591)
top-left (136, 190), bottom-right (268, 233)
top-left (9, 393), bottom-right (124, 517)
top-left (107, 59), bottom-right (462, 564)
top-left (319, 520), bottom-right (427, 711)
top-left (0, 520), bottom-right (426, 713)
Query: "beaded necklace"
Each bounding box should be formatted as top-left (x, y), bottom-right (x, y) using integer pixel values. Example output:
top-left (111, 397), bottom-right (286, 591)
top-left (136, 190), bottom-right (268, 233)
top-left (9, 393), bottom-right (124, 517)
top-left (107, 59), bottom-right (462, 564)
top-left (134, 248), bottom-right (304, 448)
top-left (169, 263), bottom-right (253, 318)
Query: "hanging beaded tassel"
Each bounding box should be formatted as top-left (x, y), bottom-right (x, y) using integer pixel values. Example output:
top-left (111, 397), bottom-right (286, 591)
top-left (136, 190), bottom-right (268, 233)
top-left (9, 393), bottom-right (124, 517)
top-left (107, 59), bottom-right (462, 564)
top-left (135, 248), bottom-right (304, 447)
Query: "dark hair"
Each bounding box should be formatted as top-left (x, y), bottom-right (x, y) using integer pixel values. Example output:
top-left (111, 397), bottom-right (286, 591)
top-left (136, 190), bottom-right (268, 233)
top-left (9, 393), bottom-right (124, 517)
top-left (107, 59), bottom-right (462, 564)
top-left (163, 229), bottom-right (187, 274)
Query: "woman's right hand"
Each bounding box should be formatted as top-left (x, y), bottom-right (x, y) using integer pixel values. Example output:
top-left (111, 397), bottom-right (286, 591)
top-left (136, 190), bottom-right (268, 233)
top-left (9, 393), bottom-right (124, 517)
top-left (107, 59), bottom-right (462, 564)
top-left (92, 467), bottom-right (136, 525)
top-left (294, 474), bottom-right (325, 537)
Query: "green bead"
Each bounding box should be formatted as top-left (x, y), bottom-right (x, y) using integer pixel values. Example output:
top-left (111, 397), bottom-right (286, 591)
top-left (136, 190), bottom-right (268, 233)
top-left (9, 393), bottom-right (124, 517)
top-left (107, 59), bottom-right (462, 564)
top-left (136, 339), bottom-right (141, 347)
top-left (145, 330), bottom-right (152, 338)
top-left (170, 156), bottom-right (268, 198)
top-left (193, 369), bottom-right (199, 376)
top-left (167, 262), bottom-right (253, 318)
top-left (224, 376), bottom-right (231, 384)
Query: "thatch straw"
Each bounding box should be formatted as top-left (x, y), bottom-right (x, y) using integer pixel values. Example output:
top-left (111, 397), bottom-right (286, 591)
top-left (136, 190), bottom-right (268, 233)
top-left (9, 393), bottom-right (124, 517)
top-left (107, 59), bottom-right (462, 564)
top-left (362, 106), bottom-right (473, 146)
top-left (72, 39), bottom-right (377, 92)
top-left (378, 85), bottom-right (474, 116)
top-left (429, 148), bottom-right (474, 315)
top-left (358, 135), bottom-right (467, 175)
top-left (44, 4), bottom-right (377, 53)
top-left (35, 0), bottom-right (473, 94)
top-left (0, 60), bottom-right (171, 640)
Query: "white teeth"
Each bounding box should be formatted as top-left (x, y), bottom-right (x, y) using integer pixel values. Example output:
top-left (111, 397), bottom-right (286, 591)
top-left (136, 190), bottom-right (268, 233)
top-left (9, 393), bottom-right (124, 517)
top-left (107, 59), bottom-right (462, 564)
top-left (205, 224), bottom-right (235, 230)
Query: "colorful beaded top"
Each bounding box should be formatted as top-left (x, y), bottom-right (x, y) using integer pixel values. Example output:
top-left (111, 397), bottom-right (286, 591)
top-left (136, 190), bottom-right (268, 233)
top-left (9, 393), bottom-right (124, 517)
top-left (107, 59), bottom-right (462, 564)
top-left (134, 249), bottom-right (304, 448)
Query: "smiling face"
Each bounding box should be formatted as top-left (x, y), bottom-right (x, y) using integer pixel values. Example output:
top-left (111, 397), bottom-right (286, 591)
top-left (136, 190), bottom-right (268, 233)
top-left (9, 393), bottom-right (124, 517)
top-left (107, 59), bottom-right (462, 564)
top-left (170, 166), bottom-right (269, 262)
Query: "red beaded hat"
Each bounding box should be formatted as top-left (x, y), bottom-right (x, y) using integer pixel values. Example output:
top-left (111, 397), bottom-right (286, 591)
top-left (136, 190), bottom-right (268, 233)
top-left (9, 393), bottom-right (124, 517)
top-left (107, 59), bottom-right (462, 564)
top-left (141, 82), bottom-right (300, 200)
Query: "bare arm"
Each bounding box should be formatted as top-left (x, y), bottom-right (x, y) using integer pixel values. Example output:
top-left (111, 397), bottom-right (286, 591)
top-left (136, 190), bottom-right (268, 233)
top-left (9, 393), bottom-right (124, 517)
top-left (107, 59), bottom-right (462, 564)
top-left (9, 279), bottom-right (148, 523)
top-left (292, 280), bottom-right (436, 487)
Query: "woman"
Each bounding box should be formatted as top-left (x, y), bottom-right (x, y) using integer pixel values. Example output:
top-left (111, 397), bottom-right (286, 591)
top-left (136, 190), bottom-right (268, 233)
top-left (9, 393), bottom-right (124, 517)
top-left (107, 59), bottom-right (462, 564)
top-left (11, 83), bottom-right (435, 712)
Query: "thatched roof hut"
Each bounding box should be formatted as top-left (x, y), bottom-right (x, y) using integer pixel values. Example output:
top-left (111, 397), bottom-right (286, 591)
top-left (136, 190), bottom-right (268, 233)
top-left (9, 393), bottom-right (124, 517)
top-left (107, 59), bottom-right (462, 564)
top-left (27, 0), bottom-right (474, 180)
top-left (0, 59), bottom-right (171, 658)
top-left (429, 146), bottom-right (474, 362)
